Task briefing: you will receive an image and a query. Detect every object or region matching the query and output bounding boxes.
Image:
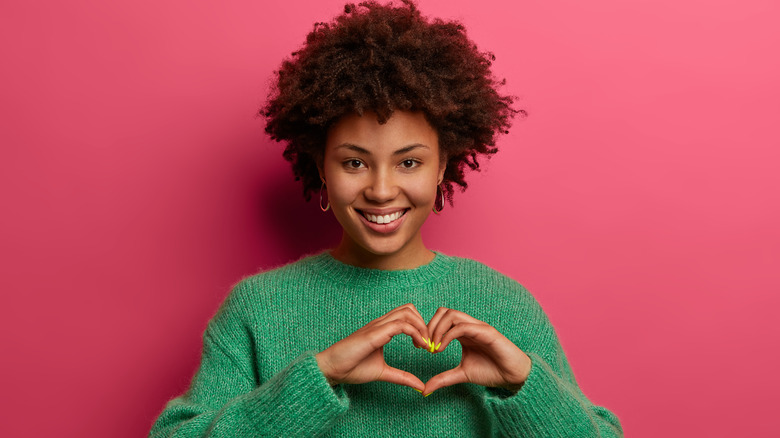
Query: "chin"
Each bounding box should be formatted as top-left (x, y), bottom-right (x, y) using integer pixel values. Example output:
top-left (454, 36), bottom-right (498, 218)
top-left (359, 240), bottom-right (406, 258)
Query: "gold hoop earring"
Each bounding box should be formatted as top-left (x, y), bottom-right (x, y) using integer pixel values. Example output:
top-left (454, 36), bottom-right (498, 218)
top-left (319, 181), bottom-right (330, 212)
top-left (432, 184), bottom-right (445, 214)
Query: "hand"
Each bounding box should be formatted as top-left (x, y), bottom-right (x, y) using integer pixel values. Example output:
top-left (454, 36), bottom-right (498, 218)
top-left (315, 303), bottom-right (429, 390)
top-left (423, 307), bottom-right (532, 395)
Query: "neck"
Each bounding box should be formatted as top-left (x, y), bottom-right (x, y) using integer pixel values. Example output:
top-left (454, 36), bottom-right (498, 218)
top-left (330, 233), bottom-right (435, 271)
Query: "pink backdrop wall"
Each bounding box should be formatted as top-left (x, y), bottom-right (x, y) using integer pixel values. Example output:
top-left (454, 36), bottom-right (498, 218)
top-left (1, 0), bottom-right (778, 436)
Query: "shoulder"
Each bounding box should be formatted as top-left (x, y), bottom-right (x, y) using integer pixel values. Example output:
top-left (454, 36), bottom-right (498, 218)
top-left (439, 255), bottom-right (561, 351)
top-left (232, 252), bottom-right (328, 293)
top-left (437, 252), bottom-right (552, 323)
top-left (212, 252), bottom-right (329, 320)
top-left (439, 253), bottom-right (530, 296)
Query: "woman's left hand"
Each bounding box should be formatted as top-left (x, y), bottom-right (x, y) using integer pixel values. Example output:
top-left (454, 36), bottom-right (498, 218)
top-left (423, 307), bottom-right (532, 396)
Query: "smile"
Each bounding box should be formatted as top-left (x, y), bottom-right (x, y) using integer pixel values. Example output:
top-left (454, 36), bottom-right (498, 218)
top-left (360, 210), bottom-right (407, 224)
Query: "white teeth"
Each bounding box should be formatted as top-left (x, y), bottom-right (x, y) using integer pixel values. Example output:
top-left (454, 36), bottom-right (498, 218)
top-left (364, 211), bottom-right (404, 224)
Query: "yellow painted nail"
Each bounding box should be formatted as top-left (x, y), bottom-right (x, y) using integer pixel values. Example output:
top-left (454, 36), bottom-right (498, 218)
top-left (413, 388), bottom-right (422, 393)
top-left (435, 342), bottom-right (442, 351)
top-left (424, 390), bottom-right (435, 397)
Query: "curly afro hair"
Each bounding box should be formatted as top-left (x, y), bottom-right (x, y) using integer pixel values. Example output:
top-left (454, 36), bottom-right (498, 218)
top-left (262, 0), bottom-right (523, 203)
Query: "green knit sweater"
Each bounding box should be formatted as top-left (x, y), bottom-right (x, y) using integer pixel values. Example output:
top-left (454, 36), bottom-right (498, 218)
top-left (149, 252), bottom-right (622, 437)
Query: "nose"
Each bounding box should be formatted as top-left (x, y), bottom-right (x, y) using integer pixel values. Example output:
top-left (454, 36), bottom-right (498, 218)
top-left (364, 169), bottom-right (399, 203)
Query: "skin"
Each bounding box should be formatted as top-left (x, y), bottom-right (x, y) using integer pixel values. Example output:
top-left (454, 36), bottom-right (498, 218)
top-left (319, 110), bottom-right (444, 271)
top-left (314, 110), bottom-right (532, 396)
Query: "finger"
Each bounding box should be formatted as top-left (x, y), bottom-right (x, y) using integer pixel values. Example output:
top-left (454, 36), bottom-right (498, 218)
top-left (425, 306), bottom-right (449, 334)
top-left (427, 314), bottom-right (454, 352)
top-left (439, 323), bottom-right (532, 386)
top-left (377, 303), bottom-right (424, 322)
top-left (376, 304), bottom-right (429, 346)
top-left (376, 364), bottom-right (425, 390)
top-left (426, 307), bottom-right (455, 351)
top-left (429, 309), bottom-right (485, 352)
top-left (373, 319), bottom-right (428, 349)
top-left (323, 319), bottom-right (428, 383)
top-left (441, 308), bottom-right (484, 325)
top-left (367, 303), bottom-right (419, 326)
top-left (436, 322), bottom-right (495, 353)
top-left (423, 366), bottom-right (468, 395)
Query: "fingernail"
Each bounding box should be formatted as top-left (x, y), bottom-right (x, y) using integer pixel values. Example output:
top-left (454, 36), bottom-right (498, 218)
top-left (413, 388), bottom-right (422, 393)
top-left (435, 342), bottom-right (441, 351)
top-left (428, 340), bottom-right (434, 353)
top-left (424, 390), bottom-right (435, 397)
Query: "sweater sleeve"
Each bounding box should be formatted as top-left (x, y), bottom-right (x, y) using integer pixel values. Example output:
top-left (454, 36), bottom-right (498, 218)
top-left (483, 329), bottom-right (623, 437)
top-left (149, 282), bottom-right (350, 437)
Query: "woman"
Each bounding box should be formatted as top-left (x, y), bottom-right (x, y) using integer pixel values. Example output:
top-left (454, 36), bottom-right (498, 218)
top-left (150, 1), bottom-right (622, 436)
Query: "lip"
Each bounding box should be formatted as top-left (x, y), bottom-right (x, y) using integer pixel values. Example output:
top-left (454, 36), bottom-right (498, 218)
top-left (356, 208), bottom-right (409, 234)
top-left (357, 208), bottom-right (408, 215)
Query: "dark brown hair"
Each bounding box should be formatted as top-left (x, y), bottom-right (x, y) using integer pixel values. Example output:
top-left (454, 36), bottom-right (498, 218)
top-left (262, 0), bottom-right (522, 202)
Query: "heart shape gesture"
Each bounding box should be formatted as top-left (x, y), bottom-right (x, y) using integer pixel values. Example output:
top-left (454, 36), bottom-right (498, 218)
top-left (315, 303), bottom-right (533, 396)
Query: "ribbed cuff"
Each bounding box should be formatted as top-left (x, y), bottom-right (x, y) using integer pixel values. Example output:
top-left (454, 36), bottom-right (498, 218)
top-left (484, 352), bottom-right (597, 437)
top-left (242, 351), bottom-right (350, 436)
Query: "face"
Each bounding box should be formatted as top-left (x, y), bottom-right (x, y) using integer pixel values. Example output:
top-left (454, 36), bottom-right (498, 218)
top-left (320, 110), bottom-right (446, 270)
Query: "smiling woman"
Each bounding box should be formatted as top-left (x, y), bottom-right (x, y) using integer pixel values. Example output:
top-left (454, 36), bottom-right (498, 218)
top-left (149, 1), bottom-right (623, 436)
top-left (323, 111), bottom-right (445, 270)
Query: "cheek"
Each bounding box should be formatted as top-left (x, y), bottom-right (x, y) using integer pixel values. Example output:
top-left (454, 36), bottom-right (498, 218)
top-left (326, 178), bottom-right (358, 205)
top-left (407, 180), bottom-right (438, 206)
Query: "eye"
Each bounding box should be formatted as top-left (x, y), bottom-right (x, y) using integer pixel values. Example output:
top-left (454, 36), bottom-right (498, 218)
top-left (400, 159), bottom-right (419, 169)
top-left (343, 159), bottom-right (365, 169)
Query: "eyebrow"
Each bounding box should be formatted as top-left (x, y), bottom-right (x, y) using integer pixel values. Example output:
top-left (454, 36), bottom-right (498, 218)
top-left (335, 143), bottom-right (430, 155)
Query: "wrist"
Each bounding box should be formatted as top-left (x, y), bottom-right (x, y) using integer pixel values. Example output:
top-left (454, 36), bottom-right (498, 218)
top-left (499, 352), bottom-right (532, 393)
top-left (315, 351), bottom-right (338, 386)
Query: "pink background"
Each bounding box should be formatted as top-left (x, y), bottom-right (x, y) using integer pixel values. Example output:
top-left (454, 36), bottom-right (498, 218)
top-left (1, 0), bottom-right (778, 436)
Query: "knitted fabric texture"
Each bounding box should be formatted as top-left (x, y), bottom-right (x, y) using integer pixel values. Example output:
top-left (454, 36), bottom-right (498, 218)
top-left (149, 252), bottom-right (623, 437)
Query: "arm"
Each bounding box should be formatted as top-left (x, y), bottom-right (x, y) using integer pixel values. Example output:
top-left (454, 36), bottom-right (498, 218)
top-left (149, 283), bottom-right (350, 437)
top-left (483, 341), bottom-right (623, 438)
top-left (424, 306), bottom-right (623, 438)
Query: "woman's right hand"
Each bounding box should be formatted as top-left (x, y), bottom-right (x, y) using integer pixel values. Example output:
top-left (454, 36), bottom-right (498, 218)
top-left (315, 303), bottom-right (429, 390)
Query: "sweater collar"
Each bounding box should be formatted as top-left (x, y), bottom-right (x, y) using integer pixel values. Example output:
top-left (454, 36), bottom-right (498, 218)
top-left (309, 250), bottom-right (455, 288)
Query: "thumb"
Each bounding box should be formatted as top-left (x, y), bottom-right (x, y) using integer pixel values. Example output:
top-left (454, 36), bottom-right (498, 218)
top-left (423, 366), bottom-right (467, 396)
top-left (376, 365), bottom-right (425, 390)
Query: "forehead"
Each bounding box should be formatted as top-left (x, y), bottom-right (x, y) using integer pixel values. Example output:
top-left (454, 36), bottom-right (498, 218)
top-left (326, 111), bottom-right (439, 154)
